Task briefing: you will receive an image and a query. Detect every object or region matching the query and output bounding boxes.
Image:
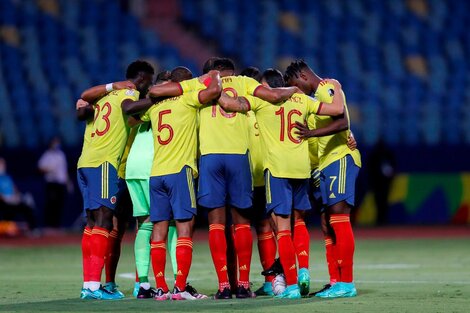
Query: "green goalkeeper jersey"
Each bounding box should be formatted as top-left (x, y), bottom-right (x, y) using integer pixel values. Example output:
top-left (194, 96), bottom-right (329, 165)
top-left (125, 122), bottom-right (154, 180)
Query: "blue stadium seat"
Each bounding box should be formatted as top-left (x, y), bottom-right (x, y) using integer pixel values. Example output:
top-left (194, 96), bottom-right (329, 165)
top-left (0, 0), bottom-right (468, 147)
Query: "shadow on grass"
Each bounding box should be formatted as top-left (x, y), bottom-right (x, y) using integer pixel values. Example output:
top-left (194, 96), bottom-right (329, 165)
top-left (0, 296), bottom-right (325, 313)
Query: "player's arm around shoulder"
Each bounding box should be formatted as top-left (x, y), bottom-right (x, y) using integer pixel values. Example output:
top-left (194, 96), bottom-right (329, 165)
top-left (80, 80), bottom-right (136, 103)
top-left (76, 98), bottom-right (94, 121)
top-left (218, 93), bottom-right (251, 113)
top-left (198, 70), bottom-right (222, 104)
top-left (121, 89), bottom-right (153, 116)
top-left (148, 81), bottom-right (183, 98)
top-left (253, 84), bottom-right (301, 103)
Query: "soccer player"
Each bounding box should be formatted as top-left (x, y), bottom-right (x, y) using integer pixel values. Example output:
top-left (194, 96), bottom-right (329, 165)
top-left (125, 71), bottom-right (179, 298)
top-left (147, 58), bottom-right (300, 299)
top-left (217, 68), bottom-right (345, 299)
top-left (286, 60), bottom-right (361, 298)
top-left (76, 60), bottom-right (154, 300)
top-left (123, 67), bottom-right (222, 300)
top-left (240, 66), bottom-right (277, 297)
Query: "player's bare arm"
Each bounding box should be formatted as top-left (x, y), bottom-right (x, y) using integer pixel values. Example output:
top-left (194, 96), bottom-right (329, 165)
top-left (198, 71), bottom-right (222, 104)
top-left (254, 85), bottom-right (300, 103)
top-left (294, 108), bottom-right (348, 139)
top-left (80, 81), bottom-right (136, 103)
top-left (76, 99), bottom-right (94, 121)
top-left (121, 97), bottom-right (154, 115)
top-left (218, 93), bottom-right (250, 113)
top-left (148, 82), bottom-right (183, 98)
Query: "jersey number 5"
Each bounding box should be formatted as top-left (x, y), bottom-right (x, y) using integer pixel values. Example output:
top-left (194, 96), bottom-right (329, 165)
top-left (157, 110), bottom-right (174, 145)
top-left (275, 107), bottom-right (302, 144)
top-left (91, 102), bottom-right (111, 137)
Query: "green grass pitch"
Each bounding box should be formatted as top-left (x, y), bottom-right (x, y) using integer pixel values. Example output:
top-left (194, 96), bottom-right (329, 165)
top-left (0, 234), bottom-right (469, 313)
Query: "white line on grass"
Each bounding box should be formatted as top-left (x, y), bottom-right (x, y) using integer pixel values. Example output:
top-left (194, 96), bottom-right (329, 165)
top-left (117, 273), bottom-right (470, 285)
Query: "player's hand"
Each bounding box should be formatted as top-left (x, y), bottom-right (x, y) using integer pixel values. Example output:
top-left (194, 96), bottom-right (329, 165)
top-left (76, 99), bottom-right (89, 110)
top-left (292, 86), bottom-right (303, 94)
top-left (322, 78), bottom-right (342, 90)
top-left (347, 132), bottom-right (357, 150)
top-left (293, 121), bottom-right (313, 140)
top-left (113, 80), bottom-right (136, 90)
top-left (207, 70), bottom-right (219, 77)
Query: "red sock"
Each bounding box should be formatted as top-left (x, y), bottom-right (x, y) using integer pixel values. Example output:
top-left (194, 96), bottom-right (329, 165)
top-left (89, 227), bottom-right (110, 282)
top-left (324, 235), bottom-right (339, 284)
top-left (257, 231), bottom-right (276, 282)
top-left (81, 227), bottom-right (92, 282)
top-left (293, 220), bottom-right (310, 269)
top-left (151, 241), bottom-right (169, 292)
top-left (209, 224), bottom-right (230, 291)
top-left (234, 224), bottom-right (252, 288)
top-left (277, 230), bottom-right (297, 286)
top-left (329, 214), bottom-right (355, 282)
top-left (105, 229), bottom-right (121, 283)
top-left (175, 237), bottom-right (193, 291)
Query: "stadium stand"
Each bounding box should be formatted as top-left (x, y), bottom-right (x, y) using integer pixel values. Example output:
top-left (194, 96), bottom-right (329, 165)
top-left (0, 0), bottom-right (469, 148)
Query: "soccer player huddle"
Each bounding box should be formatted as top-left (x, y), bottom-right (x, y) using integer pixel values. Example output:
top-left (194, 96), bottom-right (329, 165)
top-left (76, 57), bottom-right (360, 301)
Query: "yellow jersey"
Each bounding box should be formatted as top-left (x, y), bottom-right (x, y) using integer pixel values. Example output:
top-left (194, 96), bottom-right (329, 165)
top-left (314, 82), bottom-right (361, 170)
top-left (141, 91), bottom-right (202, 177)
top-left (77, 89), bottom-right (139, 169)
top-left (307, 113), bottom-right (319, 170)
top-left (247, 111), bottom-right (264, 187)
top-left (179, 77), bottom-right (206, 93)
top-left (199, 75), bottom-right (261, 155)
top-left (247, 93), bottom-right (321, 179)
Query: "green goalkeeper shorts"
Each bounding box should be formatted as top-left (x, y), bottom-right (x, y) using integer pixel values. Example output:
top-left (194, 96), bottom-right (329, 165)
top-left (126, 179), bottom-right (150, 217)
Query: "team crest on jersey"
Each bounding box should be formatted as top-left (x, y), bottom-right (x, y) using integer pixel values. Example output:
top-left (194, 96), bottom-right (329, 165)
top-left (125, 89), bottom-right (135, 96)
top-left (110, 196), bottom-right (117, 204)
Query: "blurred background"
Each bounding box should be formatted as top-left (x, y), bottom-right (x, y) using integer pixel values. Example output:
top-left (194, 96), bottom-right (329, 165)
top-left (0, 0), bottom-right (469, 235)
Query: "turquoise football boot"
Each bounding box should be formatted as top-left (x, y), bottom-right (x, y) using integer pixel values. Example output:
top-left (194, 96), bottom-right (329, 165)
top-left (274, 284), bottom-right (301, 299)
top-left (316, 282), bottom-right (357, 298)
top-left (254, 282), bottom-right (274, 296)
top-left (297, 268), bottom-right (310, 296)
top-left (80, 287), bottom-right (118, 300)
top-left (133, 282), bottom-right (140, 298)
top-left (103, 282), bottom-right (125, 299)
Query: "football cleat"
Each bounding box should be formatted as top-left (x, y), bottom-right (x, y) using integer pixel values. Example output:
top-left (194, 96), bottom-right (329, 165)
top-left (137, 287), bottom-right (158, 299)
top-left (316, 282), bottom-right (357, 298)
top-left (171, 287), bottom-right (198, 300)
top-left (80, 288), bottom-right (97, 300)
top-left (235, 285), bottom-right (256, 299)
top-left (261, 258), bottom-right (284, 276)
top-left (133, 282), bottom-right (140, 298)
top-left (103, 282), bottom-right (124, 299)
top-left (80, 287), bottom-right (122, 300)
top-left (254, 282), bottom-right (274, 296)
top-left (274, 284), bottom-right (301, 299)
top-left (297, 268), bottom-right (310, 296)
top-left (185, 283), bottom-right (208, 299)
top-left (309, 283), bottom-right (332, 297)
top-left (214, 287), bottom-right (232, 299)
top-left (154, 288), bottom-right (171, 301)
